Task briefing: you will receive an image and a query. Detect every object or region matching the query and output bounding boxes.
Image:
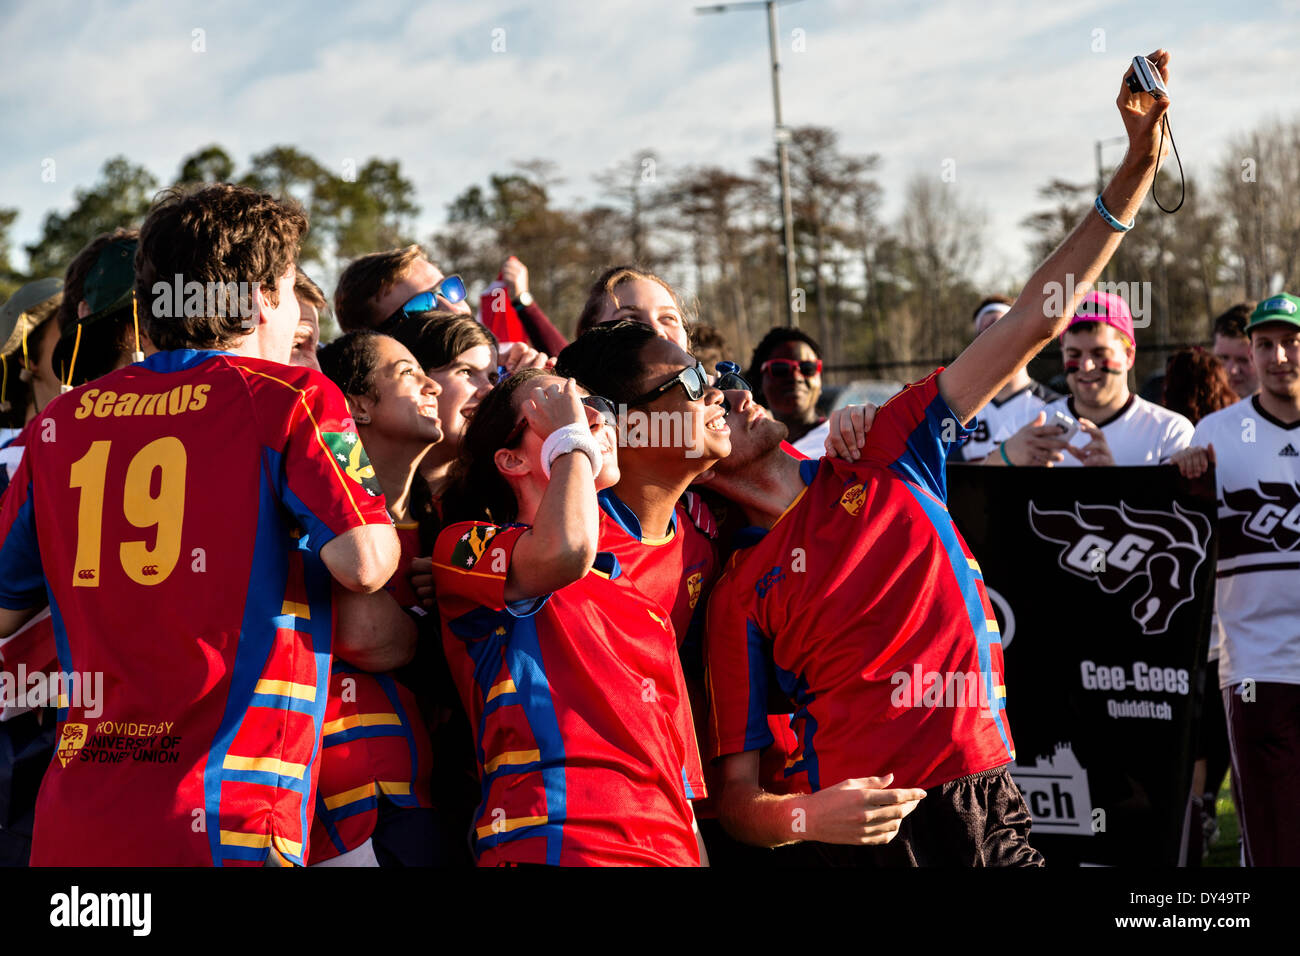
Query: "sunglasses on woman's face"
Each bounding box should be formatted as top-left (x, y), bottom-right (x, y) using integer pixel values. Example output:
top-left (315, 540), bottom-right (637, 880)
top-left (761, 358), bottom-right (822, 380)
top-left (628, 363), bottom-right (711, 407)
top-left (505, 395), bottom-right (618, 448)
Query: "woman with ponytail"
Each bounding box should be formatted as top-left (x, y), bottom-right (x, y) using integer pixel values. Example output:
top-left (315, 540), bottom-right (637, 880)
top-left (432, 370), bottom-right (709, 866)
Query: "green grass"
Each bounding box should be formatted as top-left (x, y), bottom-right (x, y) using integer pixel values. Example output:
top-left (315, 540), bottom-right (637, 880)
top-left (1203, 774), bottom-right (1241, 868)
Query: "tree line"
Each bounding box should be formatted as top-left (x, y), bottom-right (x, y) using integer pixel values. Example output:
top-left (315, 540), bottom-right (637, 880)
top-left (3, 115), bottom-right (1297, 385)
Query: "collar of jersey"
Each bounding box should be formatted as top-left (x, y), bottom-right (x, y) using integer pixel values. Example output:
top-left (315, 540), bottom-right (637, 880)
top-left (1251, 394), bottom-right (1300, 431)
top-left (586, 551), bottom-right (622, 579)
top-left (731, 458), bottom-right (820, 550)
top-left (140, 348), bottom-right (236, 373)
top-left (597, 488), bottom-right (677, 544)
top-left (1067, 392), bottom-right (1134, 429)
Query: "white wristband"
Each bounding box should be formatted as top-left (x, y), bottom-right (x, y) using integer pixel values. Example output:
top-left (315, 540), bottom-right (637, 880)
top-left (541, 422), bottom-right (603, 478)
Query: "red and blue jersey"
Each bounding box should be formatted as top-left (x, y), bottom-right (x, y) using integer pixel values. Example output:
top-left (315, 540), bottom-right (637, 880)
top-left (308, 664), bottom-right (434, 863)
top-left (706, 371), bottom-right (1015, 793)
top-left (597, 488), bottom-right (798, 806)
top-left (0, 349), bottom-right (392, 865)
top-left (595, 490), bottom-right (717, 665)
top-left (433, 521), bottom-right (705, 866)
top-left (309, 523), bottom-right (434, 863)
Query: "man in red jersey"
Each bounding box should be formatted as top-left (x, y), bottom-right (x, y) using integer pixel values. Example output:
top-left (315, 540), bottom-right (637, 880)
top-left (695, 53), bottom-right (1175, 864)
top-left (0, 184), bottom-right (401, 866)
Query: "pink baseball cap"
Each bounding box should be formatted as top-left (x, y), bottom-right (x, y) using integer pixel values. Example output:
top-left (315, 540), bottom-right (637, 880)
top-left (1064, 291), bottom-right (1134, 347)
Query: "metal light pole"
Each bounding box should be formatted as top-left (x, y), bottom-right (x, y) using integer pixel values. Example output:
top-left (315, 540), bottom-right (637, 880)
top-left (697, 0), bottom-right (804, 326)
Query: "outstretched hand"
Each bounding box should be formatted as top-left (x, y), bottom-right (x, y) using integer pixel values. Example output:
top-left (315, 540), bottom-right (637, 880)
top-left (1117, 49), bottom-right (1172, 170)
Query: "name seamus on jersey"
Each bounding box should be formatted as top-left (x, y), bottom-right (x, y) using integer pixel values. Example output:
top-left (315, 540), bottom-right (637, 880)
top-left (74, 384), bottom-right (211, 420)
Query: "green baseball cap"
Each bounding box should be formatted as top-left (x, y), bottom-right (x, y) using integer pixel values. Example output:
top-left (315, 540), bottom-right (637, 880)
top-left (1247, 292), bottom-right (1300, 333)
top-left (0, 277), bottom-right (63, 357)
top-left (52, 237), bottom-right (139, 387)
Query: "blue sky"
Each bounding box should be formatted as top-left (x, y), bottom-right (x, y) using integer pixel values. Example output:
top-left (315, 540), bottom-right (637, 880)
top-left (3, 0), bottom-right (1298, 291)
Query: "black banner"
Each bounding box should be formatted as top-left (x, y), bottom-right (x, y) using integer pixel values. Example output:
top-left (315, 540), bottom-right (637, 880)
top-left (947, 463), bottom-right (1218, 866)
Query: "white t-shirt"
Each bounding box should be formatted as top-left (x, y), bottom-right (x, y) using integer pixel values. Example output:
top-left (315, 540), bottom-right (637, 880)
top-left (790, 419), bottom-right (831, 459)
top-left (1192, 396), bottom-right (1300, 689)
top-left (1041, 394), bottom-right (1193, 466)
top-left (958, 380), bottom-right (1060, 461)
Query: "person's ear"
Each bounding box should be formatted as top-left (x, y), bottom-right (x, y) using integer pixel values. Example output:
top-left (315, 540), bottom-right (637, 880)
top-left (348, 393), bottom-right (375, 426)
top-left (250, 282), bottom-right (275, 329)
top-left (77, 300), bottom-right (91, 320)
top-left (494, 445), bottom-right (532, 479)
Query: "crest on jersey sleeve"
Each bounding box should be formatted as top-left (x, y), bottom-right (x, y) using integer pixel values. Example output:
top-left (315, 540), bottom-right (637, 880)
top-left (322, 431), bottom-right (383, 497)
top-left (452, 526), bottom-right (499, 570)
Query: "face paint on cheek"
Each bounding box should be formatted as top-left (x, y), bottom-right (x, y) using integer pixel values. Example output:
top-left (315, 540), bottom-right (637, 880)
top-left (1064, 361), bottom-right (1080, 375)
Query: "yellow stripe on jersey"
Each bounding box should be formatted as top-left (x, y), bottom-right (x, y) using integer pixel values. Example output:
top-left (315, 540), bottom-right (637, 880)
top-left (967, 557), bottom-right (981, 571)
top-left (995, 685), bottom-right (1006, 699)
top-left (484, 749), bottom-right (541, 774)
top-left (324, 782), bottom-right (376, 811)
top-left (485, 679), bottom-right (516, 702)
top-left (223, 754), bottom-right (308, 779)
top-left (986, 619), bottom-right (999, 633)
top-left (272, 835), bottom-right (303, 859)
top-left (253, 678), bottom-right (317, 701)
top-left (239, 367), bottom-right (369, 526)
top-left (475, 815), bottom-right (548, 840)
top-left (220, 829), bottom-right (271, 849)
top-left (378, 781), bottom-right (411, 796)
top-left (321, 712), bottom-right (402, 736)
top-left (280, 600), bottom-right (311, 620)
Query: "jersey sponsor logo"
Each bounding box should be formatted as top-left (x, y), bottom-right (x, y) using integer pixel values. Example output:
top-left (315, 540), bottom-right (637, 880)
top-left (838, 482), bottom-right (866, 516)
top-left (73, 384), bottom-right (210, 420)
top-left (1280, 443), bottom-right (1298, 457)
top-left (452, 526), bottom-right (498, 570)
top-left (1221, 479), bottom-right (1300, 552)
top-left (321, 431), bottom-right (383, 497)
top-left (686, 571), bottom-right (703, 609)
top-left (755, 564), bottom-right (785, 599)
top-left (56, 722), bottom-right (90, 767)
top-left (1027, 500), bottom-right (1210, 635)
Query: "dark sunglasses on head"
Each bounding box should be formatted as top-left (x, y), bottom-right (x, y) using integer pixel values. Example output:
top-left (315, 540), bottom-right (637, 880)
top-left (628, 363), bottom-right (711, 407)
top-left (714, 361), bottom-right (751, 392)
top-left (505, 395), bottom-right (618, 448)
top-left (762, 357), bottom-right (822, 380)
top-left (380, 274), bottom-right (468, 329)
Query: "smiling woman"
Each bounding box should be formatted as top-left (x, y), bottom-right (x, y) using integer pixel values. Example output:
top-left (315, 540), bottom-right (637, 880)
top-left (388, 310), bottom-right (501, 500)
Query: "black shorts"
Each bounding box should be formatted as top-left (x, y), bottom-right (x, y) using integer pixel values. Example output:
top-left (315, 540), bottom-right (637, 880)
top-left (808, 764), bottom-right (1046, 867)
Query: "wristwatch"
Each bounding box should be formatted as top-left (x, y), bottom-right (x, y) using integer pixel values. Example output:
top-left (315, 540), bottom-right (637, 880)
top-left (513, 290), bottom-right (534, 309)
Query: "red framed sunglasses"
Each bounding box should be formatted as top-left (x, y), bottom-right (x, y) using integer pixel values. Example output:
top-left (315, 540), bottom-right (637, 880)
top-left (761, 358), bottom-right (822, 380)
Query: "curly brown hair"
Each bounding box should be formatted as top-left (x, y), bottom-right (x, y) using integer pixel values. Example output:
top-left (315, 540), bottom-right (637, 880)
top-left (1162, 347), bottom-right (1238, 425)
top-left (135, 184), bottom-right (307, 352)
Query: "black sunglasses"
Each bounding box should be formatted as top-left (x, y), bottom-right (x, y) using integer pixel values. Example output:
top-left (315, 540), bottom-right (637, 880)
top-left (714, 361), bottom-right (751, 392)
top-left (628, 363), bottom-right (712, 407)
top-left (505, 395), bottom-right (618, 448)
